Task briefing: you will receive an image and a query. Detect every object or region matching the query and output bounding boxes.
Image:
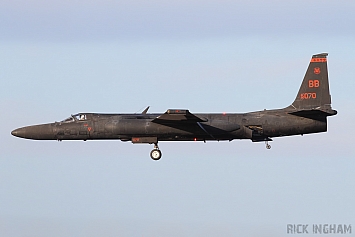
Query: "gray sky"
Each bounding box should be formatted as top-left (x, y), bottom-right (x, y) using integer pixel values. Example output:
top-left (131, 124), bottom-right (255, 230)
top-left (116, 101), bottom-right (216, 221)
top-left (1, 1), bottom-right (355, 236)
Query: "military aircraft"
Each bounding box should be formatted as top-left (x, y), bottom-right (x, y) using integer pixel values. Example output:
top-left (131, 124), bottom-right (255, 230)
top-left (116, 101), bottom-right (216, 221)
top-left (12, 53), bottom-right (337, 160)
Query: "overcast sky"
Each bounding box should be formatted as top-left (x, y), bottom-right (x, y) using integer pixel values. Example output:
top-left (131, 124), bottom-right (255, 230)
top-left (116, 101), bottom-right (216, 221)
top-left (1, 1), bottom-right (355, 236)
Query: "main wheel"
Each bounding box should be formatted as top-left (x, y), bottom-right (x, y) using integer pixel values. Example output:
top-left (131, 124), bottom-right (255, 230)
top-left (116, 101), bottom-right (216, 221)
top-left (150, 149), bottom-right (162, 160)
top-left (266, 144), bottom-right (271, 149)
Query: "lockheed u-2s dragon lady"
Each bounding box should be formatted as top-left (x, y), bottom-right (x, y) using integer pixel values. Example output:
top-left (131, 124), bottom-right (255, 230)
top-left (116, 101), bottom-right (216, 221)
top-left (12, 53), bottom-right (337, 160)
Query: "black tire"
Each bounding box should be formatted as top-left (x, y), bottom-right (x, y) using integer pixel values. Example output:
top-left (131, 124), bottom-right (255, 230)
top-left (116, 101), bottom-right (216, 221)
top-left (150, 149), bottom-right (162, 160)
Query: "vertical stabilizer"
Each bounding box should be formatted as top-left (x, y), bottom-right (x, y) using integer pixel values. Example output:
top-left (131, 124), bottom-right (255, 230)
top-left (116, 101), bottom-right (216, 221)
top-left (291, 53), bottom-right (332, 111)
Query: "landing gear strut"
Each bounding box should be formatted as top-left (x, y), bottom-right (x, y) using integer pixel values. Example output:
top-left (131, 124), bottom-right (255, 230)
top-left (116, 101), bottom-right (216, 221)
top-left (150, 143), bottom-right (162, 160)
top-left (265, 141), bottom-right (271, 149)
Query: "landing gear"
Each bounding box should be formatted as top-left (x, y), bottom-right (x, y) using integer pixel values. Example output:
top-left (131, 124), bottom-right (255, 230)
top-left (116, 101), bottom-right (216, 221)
top-left (265, 141), bottom-right (271, 149)
top-left (150, 143), bottom-right (162, 160)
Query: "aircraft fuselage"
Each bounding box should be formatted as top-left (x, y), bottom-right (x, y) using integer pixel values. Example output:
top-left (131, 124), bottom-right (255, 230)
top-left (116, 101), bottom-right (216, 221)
top-left (11, 108), bottom-right (330, 142)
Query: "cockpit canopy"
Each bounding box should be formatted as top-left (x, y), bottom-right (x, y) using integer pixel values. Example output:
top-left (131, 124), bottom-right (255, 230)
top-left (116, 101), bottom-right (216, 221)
top-left (60, 114), bottom-right (87, 123)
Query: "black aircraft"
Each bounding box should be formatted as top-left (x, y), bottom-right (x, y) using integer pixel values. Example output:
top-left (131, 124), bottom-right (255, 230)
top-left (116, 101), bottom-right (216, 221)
top-left (12, 53), bottom-right (337, 160)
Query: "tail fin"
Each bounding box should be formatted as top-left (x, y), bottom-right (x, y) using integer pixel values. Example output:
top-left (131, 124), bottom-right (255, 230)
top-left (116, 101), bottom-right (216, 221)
top-left (291, 53), bottom-right (334, 113)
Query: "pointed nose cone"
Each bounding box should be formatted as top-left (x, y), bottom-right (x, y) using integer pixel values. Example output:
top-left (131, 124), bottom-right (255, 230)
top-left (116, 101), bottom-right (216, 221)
top-left (11, 124), bottom-right (55, 140)
top-left (11, 128), bottom-right (26, 138)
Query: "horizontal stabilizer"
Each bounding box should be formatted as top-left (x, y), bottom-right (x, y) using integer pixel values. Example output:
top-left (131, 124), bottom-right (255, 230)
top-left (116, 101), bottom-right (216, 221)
top-left (288, 109), bottom-right (337, 118)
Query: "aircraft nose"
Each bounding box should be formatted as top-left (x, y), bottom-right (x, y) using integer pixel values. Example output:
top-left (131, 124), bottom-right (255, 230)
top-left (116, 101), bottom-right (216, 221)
top-left (11, 128), bottom-right (26, 138)
top-left (11, 124), bottom-right (54, 140)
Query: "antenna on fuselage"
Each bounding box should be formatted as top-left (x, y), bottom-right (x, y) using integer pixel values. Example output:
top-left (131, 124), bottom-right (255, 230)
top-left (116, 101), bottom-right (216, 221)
top-left (142, 106), bottom-right (150, 114)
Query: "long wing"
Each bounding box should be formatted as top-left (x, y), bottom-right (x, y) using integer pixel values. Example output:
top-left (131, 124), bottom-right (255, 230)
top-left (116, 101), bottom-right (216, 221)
top-left (151, 109), bottom-right (207, 124)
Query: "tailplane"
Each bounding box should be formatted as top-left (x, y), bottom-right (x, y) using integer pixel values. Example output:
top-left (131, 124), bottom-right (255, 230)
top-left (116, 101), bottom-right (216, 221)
top-left (289, 53), bottom-right (336, 116)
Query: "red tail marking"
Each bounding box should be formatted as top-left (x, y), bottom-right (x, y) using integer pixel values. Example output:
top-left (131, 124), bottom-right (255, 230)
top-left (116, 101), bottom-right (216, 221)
top-left (310, 58), bottom-right (327, 63)
top-left (314, 67), bottom-right (321, 74)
